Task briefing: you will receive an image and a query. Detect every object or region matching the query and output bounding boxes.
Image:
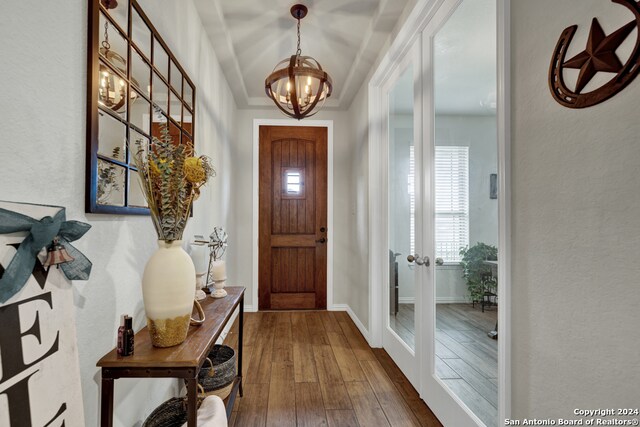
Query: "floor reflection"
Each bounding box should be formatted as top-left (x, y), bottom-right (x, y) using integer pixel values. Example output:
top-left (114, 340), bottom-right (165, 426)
top-left (392, 303), bottom-right (498, 426)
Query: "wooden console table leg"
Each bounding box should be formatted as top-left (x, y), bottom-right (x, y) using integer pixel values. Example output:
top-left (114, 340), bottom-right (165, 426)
top-left (100, 376), bottom-right (114, 427)
top-left (238, 295), bottom-right (244, 397)
top-left (186, 377), bottom-right (197, 427)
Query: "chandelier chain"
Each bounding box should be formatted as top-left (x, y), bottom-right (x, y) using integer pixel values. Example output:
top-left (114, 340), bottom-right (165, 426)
top-left (296, 18), bottom-right (301, 56)
top-left (102, 20), bottom-right (111, 50)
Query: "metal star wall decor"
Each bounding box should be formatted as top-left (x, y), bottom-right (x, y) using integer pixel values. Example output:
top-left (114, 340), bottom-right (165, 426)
top-left (549, 0), bottom-right (640, 108)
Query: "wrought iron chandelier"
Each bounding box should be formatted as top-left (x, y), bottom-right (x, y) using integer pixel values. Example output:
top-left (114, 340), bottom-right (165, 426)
top-left (265, 4), bottom-right (333, 120)
top-left (98, 0), bottom-right (137, 113)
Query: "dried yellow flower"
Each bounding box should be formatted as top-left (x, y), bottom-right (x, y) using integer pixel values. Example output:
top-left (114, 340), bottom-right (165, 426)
top-left (184, 157), bottom-right (206, 183)
top-left (150, 160), bottom-right (160, 175)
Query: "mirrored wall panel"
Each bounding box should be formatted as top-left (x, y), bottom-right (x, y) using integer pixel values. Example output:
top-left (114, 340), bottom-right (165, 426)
top-left (87, 0), bottom-right (196, 214)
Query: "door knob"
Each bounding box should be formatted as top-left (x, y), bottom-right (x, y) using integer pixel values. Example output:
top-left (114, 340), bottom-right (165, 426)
top-left (316, 237), bottom-right (327, 244)
top-left (417, 256), bottom-right (430, 267)
top-left (407, 254), bottom-right (430, 267)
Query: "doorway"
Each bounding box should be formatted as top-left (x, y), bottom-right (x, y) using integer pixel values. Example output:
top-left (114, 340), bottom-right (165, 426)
top-left (369, 0), bottom-right (510, 425)
top-left (256, 122), bottom-right (333, 310)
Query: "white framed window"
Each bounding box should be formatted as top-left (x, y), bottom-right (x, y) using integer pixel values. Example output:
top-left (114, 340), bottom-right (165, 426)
top-left (435, 146), bottom-right (469, 262)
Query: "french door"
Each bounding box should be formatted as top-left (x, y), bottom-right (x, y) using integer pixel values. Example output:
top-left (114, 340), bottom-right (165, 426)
top-left (382, 39), bottom-right (423, 386)
top-left (421, 1), bottom-right (501, 425)
top-left (380, 0), bottom-right (503, 426)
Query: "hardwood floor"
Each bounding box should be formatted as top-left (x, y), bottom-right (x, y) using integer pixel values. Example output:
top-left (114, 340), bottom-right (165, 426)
top-left (389, 303), bottom-right (416, 349)
top-left (223, 311), bottom-right (442, 427)
top-left (389, 303), bottom-right (498, 427)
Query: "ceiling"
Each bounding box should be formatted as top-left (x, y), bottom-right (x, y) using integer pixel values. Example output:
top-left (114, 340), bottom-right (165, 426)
top-left (192, 0), bottom-right (410, 110)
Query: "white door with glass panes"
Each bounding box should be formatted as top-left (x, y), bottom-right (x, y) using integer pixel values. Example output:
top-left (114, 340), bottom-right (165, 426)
top-left (377, 0), bottom-right (503, 425)
top-left (382, 38), bottom-right (422, 386)
top-left (421, 0), bottom-right (501, 426)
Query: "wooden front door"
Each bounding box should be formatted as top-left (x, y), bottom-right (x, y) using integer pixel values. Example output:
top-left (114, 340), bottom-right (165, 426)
top-left (259, 126), bottom-right (328, 310)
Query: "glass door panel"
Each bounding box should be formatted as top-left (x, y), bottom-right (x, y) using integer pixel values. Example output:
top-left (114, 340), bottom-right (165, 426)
top-left (431, 0), bottom-right (498, 425)
top-left (382, 39), bottom-right (421, 387)
top-left (388, 65), bottom-right (416, 351)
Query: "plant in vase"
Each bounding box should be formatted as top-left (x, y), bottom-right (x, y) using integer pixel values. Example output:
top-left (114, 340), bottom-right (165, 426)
top-left (459, 242), bottom-right (497, 303)
top-left (131, 121), bottom-right (214, 347)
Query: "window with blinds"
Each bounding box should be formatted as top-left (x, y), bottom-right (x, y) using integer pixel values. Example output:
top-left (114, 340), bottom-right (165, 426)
top-left (435, 146), bottom-right (469, 262)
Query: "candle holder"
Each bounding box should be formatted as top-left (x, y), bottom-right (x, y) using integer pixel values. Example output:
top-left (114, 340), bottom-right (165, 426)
top-left (195, 272), bottom-right (207, 300)
top-left (211, 277), bottom-right (227, 298)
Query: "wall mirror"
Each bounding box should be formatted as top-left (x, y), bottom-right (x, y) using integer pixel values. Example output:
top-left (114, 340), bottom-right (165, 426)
top-left (86, 0), bottom-right (196, 214)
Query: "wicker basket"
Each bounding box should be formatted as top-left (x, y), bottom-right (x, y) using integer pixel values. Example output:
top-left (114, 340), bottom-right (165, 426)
top-left (142, 397), bottom-right (190, 427)
top-left (144, 346), bottom-right (236, 426)
top-left (198, 345), bottom-right (236, 399)
top-left (142, 384), bottom-right (206, 427)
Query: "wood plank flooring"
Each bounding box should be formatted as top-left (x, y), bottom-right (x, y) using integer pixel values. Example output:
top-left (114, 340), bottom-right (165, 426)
top-left (224, 311), bottom-right (442, 427)
top-left (389, 303), bottom-right (415, 349)
top-left (389, 303), bottom-right (498, 427)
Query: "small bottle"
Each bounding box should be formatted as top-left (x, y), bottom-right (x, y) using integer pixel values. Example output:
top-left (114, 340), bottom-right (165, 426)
top-left (117, 315), bottom-right (134, 356)
top-left (124, 315), bottom-right (134, 356)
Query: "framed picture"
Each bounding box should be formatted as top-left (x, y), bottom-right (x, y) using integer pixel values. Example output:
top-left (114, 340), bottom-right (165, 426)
top-left (490, 173), bottom-right (498, 199)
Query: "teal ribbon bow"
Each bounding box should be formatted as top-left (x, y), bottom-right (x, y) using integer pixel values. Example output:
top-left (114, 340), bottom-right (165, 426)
top-left (0, 206), bottom-right (92, 303)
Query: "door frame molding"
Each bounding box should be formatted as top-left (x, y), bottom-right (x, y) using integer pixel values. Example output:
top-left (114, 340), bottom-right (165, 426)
top-left (367, 0), bottom-right (511, 424)
top-left (252, 119), bottom-right (334, 311)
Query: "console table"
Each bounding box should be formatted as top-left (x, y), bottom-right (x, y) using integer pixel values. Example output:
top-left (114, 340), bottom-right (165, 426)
top-left (97, 286), bottom-right (245, 427)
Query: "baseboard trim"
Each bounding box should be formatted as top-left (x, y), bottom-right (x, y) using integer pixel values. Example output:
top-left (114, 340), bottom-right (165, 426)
top-left (436, 297), bottom-right (469, 304)
top-left (243, 304), bottom-right (257, 312)
top-left (330, 304), bottom-right (372, 345)
top-left (397, 297), bottom-right (469, 304)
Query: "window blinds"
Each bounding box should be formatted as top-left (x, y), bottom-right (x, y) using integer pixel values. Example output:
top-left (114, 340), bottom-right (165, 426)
top-left (435, 146), bottom-right (469, 262)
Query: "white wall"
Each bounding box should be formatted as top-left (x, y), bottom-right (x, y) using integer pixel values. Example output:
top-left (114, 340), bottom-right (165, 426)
top-left (434, 114), bottom-right (498, 303)
top-left (346, 82), bottom-right (372, 328)
top-left (0, 1), bottom-right (236, 425)
top-left (229, 108), bottom-right (353, 311)
top-left (341, 0), bottom-right (422, 331)
top-left (511, 0), bottom-right (640, 417)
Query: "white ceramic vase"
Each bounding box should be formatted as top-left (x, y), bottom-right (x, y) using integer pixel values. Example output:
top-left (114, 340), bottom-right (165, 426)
top-left (142, 240), bottom-right (195, 347)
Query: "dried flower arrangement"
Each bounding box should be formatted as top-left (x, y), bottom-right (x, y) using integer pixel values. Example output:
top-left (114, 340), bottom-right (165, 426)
top-left (131, 120), bottom-right (214, 242)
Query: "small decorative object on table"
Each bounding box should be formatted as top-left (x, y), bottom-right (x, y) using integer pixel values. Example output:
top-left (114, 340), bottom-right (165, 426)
top-left (117, 315), bottom-right (134, 357)
top-left (131, 122), bottom-right (215, 347)
top-left (206, 227), bottom-right (228, 298)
